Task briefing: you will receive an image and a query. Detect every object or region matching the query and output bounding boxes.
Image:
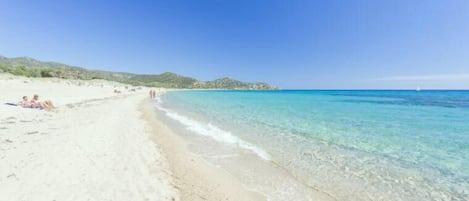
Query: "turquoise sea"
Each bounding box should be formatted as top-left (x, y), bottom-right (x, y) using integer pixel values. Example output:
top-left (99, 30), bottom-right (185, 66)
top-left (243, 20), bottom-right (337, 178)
top-left (154, 90), bottom-right (468, 200)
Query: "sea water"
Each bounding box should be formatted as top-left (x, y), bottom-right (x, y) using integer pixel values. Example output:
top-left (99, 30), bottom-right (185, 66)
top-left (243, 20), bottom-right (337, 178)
top-left (153, 90), bottom-right (469, 201)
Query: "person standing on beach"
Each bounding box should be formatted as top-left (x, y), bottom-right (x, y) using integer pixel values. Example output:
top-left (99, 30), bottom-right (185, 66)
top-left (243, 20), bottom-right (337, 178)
top-left (149, 90), bottom-right (156, 99)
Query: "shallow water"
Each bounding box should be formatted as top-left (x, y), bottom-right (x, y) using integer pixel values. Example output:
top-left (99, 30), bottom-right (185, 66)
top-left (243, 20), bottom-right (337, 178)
top-left (155, 90), bottom-right (469, 201)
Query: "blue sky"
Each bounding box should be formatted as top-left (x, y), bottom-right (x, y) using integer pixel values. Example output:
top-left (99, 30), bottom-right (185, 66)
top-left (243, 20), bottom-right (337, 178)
top-left (1, 0), bottom-right (468, 89)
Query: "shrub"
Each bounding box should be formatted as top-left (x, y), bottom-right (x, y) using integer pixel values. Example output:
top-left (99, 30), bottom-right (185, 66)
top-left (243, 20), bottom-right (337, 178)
top-left (12, 66), bottom-right (29, 77)
top-left (40, 69), bottom-right (56, 77)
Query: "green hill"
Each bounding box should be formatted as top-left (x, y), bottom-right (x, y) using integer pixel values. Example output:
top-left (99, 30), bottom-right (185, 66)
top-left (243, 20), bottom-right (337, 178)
top-left (0, 55), bottom-right (277, 89)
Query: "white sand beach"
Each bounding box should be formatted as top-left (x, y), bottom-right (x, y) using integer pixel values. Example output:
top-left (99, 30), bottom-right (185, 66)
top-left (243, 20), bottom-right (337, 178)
top-left (0, 73), bottom-right (263, 201)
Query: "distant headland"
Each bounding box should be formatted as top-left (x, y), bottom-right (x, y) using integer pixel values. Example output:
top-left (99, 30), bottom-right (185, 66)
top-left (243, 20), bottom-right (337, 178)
top-left (0, 55), bottom-right (277, 89)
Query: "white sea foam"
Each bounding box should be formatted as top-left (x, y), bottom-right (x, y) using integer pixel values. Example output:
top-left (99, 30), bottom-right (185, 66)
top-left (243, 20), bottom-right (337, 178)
top-left (153, 100), bottom-right (271, 161)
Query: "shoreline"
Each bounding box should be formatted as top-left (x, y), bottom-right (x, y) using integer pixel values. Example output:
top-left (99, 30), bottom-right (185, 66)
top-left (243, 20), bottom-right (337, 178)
top-left (152, 89), bottom-right (469, 201)
top-left (0, 74), bottom-right (269, 201)
top-left (151, 91), bottom-right (337, 201)
top-left (4, 74), bottom-right (464, 200)
top-left (140, 96), bottom-right (267, 201)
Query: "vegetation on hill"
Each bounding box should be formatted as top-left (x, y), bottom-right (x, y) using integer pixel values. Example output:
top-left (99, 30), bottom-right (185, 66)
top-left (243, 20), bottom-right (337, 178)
top-left (0, 55), bottom-right (277, 89)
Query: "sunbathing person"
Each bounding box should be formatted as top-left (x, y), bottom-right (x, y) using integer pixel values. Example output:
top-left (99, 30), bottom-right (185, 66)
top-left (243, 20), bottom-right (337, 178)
top-left (31, 94), bottom-right (55, 110)
top-left (17, 96), bottom-right (33, 108)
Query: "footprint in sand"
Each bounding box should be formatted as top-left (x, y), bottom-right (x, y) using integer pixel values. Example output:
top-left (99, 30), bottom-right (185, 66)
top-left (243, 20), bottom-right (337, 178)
top-left (1, 117), bottom-right (17, 124)
top-left (6, 173), bottom-right (18, 180)
top-left (25, 131), bottom-right (39, 135)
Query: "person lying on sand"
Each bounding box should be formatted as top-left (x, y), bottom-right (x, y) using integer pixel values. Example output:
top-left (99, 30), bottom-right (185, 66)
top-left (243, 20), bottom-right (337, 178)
top-left (17, 96), bottom-right (33, 108)
top-left (31, 94), bottom-right (55, 110)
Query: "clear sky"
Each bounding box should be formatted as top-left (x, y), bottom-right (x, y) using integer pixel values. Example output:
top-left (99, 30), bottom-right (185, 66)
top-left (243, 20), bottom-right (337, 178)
top-left (1, 0), bottom-right (468, 89)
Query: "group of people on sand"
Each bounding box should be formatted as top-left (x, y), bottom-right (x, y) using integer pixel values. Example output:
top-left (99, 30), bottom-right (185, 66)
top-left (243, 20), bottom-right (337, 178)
top-left (149, 90), bottom-right (156, 99)
top-left (18, 94), bottom-right (55, 110)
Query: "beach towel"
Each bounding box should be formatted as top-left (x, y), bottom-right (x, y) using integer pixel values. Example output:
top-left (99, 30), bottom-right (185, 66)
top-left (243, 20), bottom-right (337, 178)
top-left (4, 103), bottom-right (43, 110)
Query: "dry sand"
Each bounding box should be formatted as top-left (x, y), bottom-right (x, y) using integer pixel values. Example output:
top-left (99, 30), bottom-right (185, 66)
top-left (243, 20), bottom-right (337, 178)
top-left (0, 73), bottom-right (265, 201)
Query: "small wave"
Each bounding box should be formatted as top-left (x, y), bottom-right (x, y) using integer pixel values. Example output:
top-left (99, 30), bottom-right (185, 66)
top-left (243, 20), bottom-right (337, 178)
top-left (153, 101), bottom-right (271, 161)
